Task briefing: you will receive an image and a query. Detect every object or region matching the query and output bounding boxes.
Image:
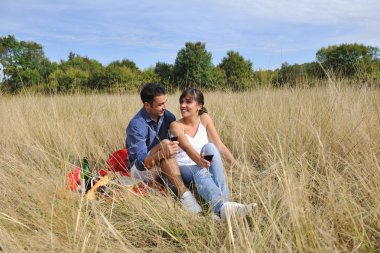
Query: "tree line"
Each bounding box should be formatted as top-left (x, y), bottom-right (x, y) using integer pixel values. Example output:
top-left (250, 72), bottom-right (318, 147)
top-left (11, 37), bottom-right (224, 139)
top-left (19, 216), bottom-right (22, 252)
top-left (1, 35), bottom-right (379, 94)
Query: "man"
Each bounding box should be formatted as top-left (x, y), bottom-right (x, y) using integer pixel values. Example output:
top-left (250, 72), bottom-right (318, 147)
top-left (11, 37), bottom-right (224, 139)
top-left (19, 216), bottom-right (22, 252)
top-left (126, 83), bottom-right (202, 213)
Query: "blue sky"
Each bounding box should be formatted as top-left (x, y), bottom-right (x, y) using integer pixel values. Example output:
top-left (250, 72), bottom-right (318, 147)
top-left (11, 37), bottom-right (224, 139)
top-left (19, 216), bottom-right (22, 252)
top-left (1, 0), bottom-right (379, 70)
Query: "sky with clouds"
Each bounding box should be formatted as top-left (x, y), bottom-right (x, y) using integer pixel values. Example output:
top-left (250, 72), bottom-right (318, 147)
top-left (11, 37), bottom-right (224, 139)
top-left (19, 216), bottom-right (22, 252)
top-left (1, 0), bottom-right (379, 70)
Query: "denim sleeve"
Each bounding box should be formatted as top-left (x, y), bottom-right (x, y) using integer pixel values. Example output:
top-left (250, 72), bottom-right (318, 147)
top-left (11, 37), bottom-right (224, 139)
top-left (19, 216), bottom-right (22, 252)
top-left (126, 121), bottom-right (148, 171)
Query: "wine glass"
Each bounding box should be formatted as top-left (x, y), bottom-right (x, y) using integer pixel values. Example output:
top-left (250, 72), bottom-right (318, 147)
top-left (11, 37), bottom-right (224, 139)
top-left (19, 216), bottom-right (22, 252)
top-left (201, 143), bottom-right (214, 162)
top-left (168, 128), bottom-right (179, 142)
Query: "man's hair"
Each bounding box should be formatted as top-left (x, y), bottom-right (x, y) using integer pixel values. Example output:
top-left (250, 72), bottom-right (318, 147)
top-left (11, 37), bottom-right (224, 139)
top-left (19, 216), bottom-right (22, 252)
top-left (140, 83), bottom-right (166, 105)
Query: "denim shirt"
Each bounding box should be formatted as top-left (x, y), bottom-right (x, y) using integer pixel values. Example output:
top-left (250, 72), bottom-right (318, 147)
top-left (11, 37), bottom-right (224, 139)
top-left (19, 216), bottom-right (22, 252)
top-left (126, 107), bottom-right (176, 171)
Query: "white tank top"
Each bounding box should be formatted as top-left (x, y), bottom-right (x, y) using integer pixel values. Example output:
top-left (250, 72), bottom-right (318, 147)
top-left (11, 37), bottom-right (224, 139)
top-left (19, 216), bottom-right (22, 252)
top-left (176, 120), bottom-right (208, 166)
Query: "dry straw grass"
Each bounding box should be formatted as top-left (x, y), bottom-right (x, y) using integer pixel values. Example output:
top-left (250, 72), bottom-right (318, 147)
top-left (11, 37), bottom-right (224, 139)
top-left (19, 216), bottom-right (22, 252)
top-left (0, 82), bottom-right (379, 252)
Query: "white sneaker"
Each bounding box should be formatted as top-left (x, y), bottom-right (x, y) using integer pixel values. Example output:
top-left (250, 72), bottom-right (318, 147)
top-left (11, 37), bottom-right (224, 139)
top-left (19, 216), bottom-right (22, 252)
top-left (180, 191), bottom-right (202, 213)
top-left (220, 202), bottom-right (257, 220)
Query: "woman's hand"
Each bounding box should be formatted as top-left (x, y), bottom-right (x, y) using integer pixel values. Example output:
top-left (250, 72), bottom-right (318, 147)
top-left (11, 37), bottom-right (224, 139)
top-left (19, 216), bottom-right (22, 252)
top-left (229, 159), bottom-right (240, 168)
top-left (197, 153), bottom-right (211, 168)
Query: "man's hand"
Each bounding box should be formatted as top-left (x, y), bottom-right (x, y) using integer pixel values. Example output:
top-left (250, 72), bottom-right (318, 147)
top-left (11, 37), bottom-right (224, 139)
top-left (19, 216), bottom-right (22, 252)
top-left (160, 139), bottom-right (179, 159)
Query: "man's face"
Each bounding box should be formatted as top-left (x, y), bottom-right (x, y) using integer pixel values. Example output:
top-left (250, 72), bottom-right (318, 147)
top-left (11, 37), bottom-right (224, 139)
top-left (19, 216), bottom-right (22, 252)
top-left (144, 94), bottom-right (167, 121)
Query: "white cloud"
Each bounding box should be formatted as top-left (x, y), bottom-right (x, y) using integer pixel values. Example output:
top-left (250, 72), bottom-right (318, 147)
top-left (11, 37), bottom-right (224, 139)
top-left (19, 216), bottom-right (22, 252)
top-left (1, 0), bottom-right (379, 69)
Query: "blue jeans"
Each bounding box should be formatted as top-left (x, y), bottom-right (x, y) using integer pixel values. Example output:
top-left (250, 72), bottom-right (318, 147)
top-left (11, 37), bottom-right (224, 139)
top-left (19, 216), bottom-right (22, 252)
top-left (174, 143), bottom-right (229, 215)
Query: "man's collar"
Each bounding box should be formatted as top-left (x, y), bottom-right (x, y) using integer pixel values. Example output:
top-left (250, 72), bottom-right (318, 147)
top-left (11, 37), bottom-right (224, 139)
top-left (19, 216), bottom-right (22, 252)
top-left (140, 107), bottom-right (160, 123)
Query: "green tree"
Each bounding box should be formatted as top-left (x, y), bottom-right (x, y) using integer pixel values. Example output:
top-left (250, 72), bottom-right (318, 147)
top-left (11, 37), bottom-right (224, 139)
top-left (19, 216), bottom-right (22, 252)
top-left (48, 67), bottom-right (89, 93)
top-left (212, 67), bottom-right (226, 89)
top-left (276, 62), bottom-right (302, 86)
top-left (60, 54), bottom-right (103, 73)
top-left (48, 54), bottom-right (103, 92)
top-left (0, 38), bottom-right (6, 54)
top-left (154, 62), bottom-right (173, 86)
top-left (140, 67), bottom-right (160, 85)
top-left (368, 58), bottom-right (380, 81)
top-left (316, 43), bottom-right (379, 78)
top-left (218, 51), bottom-right (254, 90)
top-left (302, 62), bottom-right (324, 80)
top-left (107, 59), bottom-right (139, 72)
top-left (92, 58), bottom-right (141, 91)
top-left (275, 62), bottom-right (324, 87)
top-left (173, 42), bottom-right (214, 89)
top-left (0, 35), bottom-right (54, 93)
top-left (107, 66), bottom-right (140, 92)
top-left (89, 59), bottom-right (142, 92)
top-left (254, 69), bottom-right (277, 87)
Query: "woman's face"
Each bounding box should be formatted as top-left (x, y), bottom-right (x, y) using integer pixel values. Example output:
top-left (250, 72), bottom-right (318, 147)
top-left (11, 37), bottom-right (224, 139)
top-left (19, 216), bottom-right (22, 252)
top-left (179, 95), bottom-right (202, 117)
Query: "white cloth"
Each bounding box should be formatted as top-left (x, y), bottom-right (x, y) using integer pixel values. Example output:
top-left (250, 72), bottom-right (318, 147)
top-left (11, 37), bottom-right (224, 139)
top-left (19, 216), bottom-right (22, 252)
top-left (130, 150), bottom-right (161, 183)
top-left (130, 163), bottom-right (161, 183)
top-left (175, 121), bottom-right (208, 166)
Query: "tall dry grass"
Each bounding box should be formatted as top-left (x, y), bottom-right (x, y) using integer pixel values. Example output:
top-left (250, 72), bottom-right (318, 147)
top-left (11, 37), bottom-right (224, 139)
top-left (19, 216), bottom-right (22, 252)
top-left (0, 83), bottom-right (379, 252)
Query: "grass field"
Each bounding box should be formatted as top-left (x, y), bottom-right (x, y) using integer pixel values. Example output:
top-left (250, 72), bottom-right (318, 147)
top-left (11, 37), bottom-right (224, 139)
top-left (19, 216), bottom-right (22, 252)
top-left (0, 83), bottom-right (379, 252)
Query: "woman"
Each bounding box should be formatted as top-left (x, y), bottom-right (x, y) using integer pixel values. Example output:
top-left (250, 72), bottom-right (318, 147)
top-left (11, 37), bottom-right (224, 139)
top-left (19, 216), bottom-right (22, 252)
top-left (170, 88), bottom-right (256, 219)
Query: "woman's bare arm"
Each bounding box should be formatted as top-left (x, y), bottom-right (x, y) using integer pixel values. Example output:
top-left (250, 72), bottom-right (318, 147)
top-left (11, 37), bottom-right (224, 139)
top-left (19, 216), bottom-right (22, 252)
top-left (201, 113), bottom-right (238, 166)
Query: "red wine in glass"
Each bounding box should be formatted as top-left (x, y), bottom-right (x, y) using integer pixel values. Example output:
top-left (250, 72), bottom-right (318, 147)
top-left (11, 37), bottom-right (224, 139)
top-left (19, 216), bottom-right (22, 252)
top-left (201, 143), bottom-right (214, 163)
top-left (169, 136), bottom-right (178, 142)
top-left (204, 155), bottom-right (214, 162)
top-left (168, 129), bottom-right (179, 142)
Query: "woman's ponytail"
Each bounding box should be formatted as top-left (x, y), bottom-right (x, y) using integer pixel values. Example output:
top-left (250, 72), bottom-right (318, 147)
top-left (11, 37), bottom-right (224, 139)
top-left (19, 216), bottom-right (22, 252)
top-left (198, 107), bottom-right (208, 115)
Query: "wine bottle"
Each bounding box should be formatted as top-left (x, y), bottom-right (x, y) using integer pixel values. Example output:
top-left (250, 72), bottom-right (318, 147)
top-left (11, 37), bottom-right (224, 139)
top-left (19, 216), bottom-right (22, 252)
top-left (80, 157), bottom-right (92, 194)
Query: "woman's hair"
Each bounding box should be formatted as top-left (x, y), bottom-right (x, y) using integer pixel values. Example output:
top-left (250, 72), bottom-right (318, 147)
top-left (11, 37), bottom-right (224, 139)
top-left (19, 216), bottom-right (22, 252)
top-left (179, 88), bottom-right (208, 115)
